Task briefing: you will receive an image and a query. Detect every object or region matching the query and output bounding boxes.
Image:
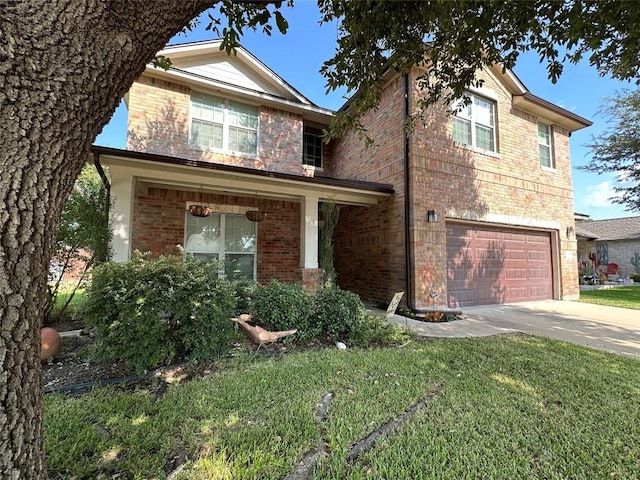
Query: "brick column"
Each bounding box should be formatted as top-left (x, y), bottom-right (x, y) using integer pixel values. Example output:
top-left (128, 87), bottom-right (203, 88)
top-left (299, 267), bottom-right (324, 293)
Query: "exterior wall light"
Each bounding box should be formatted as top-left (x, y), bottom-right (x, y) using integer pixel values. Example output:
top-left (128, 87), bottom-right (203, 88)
top-left (566, 226), bottom-right (575, 238)
top-left (427, 210), bottom-right (439, 223)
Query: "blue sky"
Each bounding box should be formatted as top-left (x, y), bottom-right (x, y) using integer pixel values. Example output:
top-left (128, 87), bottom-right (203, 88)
top-left (96, 1), bottom-right (637, 220)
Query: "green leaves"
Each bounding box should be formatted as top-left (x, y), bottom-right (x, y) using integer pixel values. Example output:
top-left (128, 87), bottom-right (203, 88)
top-left (316, 0), bottom-right (640, 143)
top-left (83, 253), bottom-right (239, 372)
top-left (582, 89), bottom-right (640, 212)
top-left (206, 0), bottom-right (293, 55)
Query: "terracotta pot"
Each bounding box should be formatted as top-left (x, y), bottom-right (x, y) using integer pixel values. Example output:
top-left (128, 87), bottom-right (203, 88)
top-left (188, 204), bottom-right (212, 217)
top-left (41, 327), bottom-right (62, 362)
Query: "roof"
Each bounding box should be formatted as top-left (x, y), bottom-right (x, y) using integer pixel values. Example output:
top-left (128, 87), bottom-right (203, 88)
top-left (90, 145), bottom-right (395, 204)
top-left (145, 40), bottom-right (334, 124)
top-left (575, 216), bottom-right (640, 241)
top-left (340, 53), bottom-right (591, 133)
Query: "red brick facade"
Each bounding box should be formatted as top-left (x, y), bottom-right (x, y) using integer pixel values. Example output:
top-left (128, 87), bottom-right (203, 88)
top-left (127, 74), bottom-right (333, 177)
top-left (333, 70), bottom-right (579, 308)
top-left (121, 59), bottom-right (584, 307)
top-left (131, 187), bottom-right (301, 285)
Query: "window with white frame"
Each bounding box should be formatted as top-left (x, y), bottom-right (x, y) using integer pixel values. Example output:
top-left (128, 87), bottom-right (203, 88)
top-left (184, 212), bottom-right (257, 279)
top-left (190, 94), bottom-right (259, 155)
top-left (452, 94), bottom-right (496, 152)
top-left (303, 128), bottom-right (323, 168)
top-left (538, 122), bottom-right (554, 168)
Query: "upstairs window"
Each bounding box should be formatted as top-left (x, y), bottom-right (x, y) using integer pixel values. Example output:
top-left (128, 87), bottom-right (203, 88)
top-left (452, 94), bottom-right (496, 152)
top-left (191, 94), bottom-right (258, 155)
top-left (303, 129), bottom-right (323, 168)
top-left (538, 122), bottom-right (554, 168)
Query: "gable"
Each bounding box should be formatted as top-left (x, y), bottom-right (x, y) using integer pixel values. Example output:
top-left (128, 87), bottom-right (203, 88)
top-left (171, 54), bottom-right (295, 100)
top-left (156, 40), bottom-right (312, 106)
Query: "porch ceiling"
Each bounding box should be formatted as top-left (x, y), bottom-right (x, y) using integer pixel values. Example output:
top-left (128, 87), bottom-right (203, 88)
top-left (92, 146), bottom-right (393, 206)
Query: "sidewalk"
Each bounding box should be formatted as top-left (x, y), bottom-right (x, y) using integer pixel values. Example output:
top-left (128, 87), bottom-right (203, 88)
top-left (371, 300), bottom-right (640, 359)
top-left (367, 306), bottom-right (517, 338)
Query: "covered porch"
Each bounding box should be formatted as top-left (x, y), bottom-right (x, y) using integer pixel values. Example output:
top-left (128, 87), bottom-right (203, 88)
top-left (92, 146), bottom-right (393, 290)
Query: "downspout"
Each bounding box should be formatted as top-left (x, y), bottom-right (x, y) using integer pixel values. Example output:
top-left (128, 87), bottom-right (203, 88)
top-left (92, 152), bottom-right (110, 196)
top-left (402, 73), bottom-right (415, 311)
top-left (93, 152), bottom-right (111, 262)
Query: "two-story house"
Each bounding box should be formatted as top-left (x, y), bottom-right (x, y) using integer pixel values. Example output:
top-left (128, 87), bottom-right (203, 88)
top-left (93, 39), bottom-right (591, 310)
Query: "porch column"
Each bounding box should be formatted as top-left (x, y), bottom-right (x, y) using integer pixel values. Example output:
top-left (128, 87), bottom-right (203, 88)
top-left (110, 169), bottom-right (135, 262)
top-left (300, 194), bottom-right (319, 269)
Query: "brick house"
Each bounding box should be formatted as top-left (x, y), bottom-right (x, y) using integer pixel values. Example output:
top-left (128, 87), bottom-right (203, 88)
top-left (94, 39), bottom-right (591, 309)
top-left (576, 215), bottom-right (640, 278)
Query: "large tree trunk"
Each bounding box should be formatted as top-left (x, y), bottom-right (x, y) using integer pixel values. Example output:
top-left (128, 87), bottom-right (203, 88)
top-left (0, 2), bottom-right (212, 477)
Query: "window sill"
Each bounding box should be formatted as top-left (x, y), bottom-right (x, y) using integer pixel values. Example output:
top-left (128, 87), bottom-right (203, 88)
top-left (453, 142), bottom-right (501, 159)
top-left (541, 165), bottom-right (557, 173)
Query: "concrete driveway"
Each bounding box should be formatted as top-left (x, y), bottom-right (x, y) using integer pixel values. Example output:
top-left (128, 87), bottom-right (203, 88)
top-left (461, 300), bottom-right (640, 359)
top-left (383, 299), bottom-right (640, 359)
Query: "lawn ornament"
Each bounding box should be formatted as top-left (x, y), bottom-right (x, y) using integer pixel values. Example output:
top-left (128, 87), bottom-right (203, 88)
top-left (41, 327), bottom-right (62, 362)
top-left (231, 314), bottom-right (297, 353)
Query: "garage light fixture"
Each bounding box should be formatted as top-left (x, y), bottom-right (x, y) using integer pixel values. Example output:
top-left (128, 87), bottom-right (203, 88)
top-left (566, 226), bottom-right (575, 238)
top-left (427, 210), bottom-right (439, 223)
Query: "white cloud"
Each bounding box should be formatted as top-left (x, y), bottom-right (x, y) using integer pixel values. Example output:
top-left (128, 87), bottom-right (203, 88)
top-left (582, 181), bottom-right (623, 208)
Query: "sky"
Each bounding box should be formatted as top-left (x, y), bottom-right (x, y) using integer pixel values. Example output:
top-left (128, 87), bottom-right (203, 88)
top-left (96, 1), bottom-right (638, 220)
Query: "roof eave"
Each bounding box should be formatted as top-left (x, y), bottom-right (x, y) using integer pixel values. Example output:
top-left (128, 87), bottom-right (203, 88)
top-left (512, 93), bottom-right (592, 132)
top-left (90, 145), bottom-right (394, 198)
top-left (142, 67), bottom-right (335, 124)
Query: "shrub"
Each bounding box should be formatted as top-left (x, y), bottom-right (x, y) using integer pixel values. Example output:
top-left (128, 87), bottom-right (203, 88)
top-left (630, 272), bottom-right (640, 283)
top-left (232, 278), bottom-right (257, 316)
top-left (314, 284), bottom-right (366, 341)
top-left (82, 253), bottom-right (237, 372)
top-left (347, 313), bottom-right (414, 347)
top-left (251, 280), bottom-right (317, 340)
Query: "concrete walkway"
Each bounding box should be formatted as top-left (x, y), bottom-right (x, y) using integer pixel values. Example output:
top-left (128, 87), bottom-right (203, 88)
top-left (380, 300), bottom-right (640, 359)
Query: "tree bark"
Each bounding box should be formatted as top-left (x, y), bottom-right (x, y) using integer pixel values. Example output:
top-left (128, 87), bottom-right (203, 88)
top-left (0, 1), bottom-right (212, 477)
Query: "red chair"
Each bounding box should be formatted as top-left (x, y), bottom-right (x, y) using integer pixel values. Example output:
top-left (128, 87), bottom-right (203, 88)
top-left (606, 263), bottom-right (619, 275)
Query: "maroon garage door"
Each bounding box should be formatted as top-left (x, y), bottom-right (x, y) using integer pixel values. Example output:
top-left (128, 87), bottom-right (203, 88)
top-left (446, 224), bottom-right (553, 307)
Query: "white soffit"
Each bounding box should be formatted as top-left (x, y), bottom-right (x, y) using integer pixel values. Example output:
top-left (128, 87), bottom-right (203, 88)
top-left (101, 155), bottom-right (390, 207)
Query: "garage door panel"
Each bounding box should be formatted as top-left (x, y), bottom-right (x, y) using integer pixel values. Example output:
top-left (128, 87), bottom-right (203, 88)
top-left (447, 224), bottom-right (553, 307)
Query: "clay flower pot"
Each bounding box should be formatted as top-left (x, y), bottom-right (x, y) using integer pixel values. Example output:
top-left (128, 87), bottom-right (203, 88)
top-left (41, 327), bottom-right (62, 362)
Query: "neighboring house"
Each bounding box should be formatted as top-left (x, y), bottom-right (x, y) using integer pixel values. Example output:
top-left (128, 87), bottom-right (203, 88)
top-left (576, 215), bottom-right (640, 277)
top-left (94, 39), bottom-right (591, 310)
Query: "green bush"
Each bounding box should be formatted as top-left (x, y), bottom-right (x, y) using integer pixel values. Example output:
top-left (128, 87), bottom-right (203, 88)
top-left (82, 253), bottom-right (237, 372)
top-left (314, 284), bottom-right (366, 341)
top-left (348, 313), bottom-right (415, 347)
top-left (251, 280), bottom-right (317, 340)
top-left (630, 272), bottom-right (640, 283)
top-left (232, 278), bottom-right (257, 316)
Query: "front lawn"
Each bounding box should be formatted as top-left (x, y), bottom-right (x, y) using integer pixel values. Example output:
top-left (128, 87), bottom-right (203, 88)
top-left (579, 286), bottom-right (640, 309)
top-left (44, 335), bottom-right (640, 479)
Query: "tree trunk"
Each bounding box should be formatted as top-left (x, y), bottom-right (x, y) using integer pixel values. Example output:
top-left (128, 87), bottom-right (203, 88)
top-left (0, 2), bottom-right (211, 477)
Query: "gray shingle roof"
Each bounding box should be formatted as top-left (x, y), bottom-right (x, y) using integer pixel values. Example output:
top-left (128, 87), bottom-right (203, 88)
top-left (575, 216), bottom-right (640, 241)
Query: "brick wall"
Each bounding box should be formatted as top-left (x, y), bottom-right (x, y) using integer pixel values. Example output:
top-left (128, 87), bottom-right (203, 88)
top-left (131, 186), bottom-right (300, 283)
top-left (127, 74), bottom-right (321, 177)
top-left (333, 76), bottom-right (407, 305)
top-left (333, 69), bottom-right (579, 307)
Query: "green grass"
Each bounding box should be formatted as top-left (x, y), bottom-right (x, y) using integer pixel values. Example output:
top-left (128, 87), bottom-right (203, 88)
top-left (49, 287), bottom-right (86, 321)
top-left (44, 335), bottom-right (640, 479)
top-left (579, 286), bottom-right (640, 309)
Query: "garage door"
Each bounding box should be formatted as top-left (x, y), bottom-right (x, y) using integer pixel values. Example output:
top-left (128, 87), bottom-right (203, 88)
top-left (446, 224), bottom-right (553, 307)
